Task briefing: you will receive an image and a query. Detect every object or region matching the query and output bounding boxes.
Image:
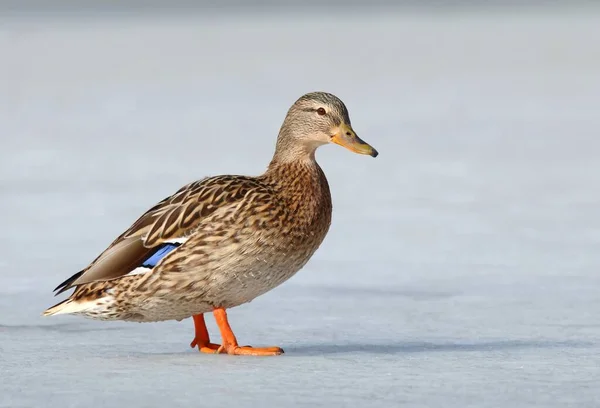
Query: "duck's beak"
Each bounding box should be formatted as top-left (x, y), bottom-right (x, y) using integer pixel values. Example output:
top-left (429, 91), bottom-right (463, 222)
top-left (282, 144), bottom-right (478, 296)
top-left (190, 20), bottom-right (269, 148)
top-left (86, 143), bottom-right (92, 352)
top-left (331, 123), bottom-right (378, 158)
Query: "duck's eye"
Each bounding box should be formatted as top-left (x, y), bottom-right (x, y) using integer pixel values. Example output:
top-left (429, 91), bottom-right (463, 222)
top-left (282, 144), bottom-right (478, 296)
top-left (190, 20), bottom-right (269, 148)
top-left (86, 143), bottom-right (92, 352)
top-left (316, 107), bottom-right (326, 116)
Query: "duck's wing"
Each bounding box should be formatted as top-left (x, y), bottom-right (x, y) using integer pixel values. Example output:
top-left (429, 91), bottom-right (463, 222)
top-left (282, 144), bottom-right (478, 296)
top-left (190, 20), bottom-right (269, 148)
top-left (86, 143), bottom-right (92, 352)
top-left (53, 175), bottom-right (265, 295)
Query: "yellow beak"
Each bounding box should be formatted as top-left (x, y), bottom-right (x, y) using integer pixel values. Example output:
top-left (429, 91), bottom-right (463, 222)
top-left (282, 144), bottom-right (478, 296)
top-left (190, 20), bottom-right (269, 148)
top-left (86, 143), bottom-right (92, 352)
top-left (331, 123), bottom-right (378, 157)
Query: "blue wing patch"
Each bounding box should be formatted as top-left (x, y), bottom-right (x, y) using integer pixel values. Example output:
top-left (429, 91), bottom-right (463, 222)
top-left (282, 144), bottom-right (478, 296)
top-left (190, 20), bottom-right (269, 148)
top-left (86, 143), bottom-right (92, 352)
top-left (141, 243), bottom-right (181, 268)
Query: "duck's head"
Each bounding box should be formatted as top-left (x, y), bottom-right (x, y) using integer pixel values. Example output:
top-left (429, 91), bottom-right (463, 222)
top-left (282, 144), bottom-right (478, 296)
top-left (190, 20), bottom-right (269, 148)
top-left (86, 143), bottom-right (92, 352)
top-left (273, 92), bottom-right (378, 161)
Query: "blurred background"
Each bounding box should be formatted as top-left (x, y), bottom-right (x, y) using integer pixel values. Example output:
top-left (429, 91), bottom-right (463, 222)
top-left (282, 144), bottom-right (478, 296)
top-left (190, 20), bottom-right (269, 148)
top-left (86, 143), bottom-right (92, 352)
top-left (1, 1), bottom-right (599, 407)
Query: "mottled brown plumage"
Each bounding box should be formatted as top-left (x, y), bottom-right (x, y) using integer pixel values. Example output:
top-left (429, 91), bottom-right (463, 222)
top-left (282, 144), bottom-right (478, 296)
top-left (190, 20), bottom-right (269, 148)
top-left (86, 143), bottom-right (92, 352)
top-left (43, 92), bottom-right (377, 355)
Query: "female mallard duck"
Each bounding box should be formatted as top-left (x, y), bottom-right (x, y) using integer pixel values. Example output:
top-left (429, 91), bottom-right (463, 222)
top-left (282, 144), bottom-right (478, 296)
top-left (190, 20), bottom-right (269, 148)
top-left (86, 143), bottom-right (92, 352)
top-left (44, 92), bottom-right (378, 356)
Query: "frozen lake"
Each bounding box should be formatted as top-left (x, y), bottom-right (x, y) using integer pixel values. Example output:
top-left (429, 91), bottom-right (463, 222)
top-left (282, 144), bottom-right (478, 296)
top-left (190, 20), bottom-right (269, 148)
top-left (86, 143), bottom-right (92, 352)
top-left (1, 6), bottom-right (600, 407)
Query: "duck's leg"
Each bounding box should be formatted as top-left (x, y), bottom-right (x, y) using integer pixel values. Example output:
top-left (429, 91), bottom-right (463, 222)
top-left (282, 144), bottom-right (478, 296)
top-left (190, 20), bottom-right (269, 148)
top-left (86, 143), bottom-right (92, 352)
top-left (212, 307), bottom-right (284, 356)
top-left (190, 314), bottom-right (221, 353)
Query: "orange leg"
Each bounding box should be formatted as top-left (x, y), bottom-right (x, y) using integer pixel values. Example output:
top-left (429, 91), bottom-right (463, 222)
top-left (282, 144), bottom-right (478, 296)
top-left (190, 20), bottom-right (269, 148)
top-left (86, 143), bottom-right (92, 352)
top-left (190, 314), bottom-right (221, 353)
top-left (212, 307), bottom-right (284, 356)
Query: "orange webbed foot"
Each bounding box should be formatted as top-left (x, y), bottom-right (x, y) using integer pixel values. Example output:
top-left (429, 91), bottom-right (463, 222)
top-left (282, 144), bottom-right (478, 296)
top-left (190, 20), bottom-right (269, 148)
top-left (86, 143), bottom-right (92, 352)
top-left (190, 309), bottom-right (284, 356)
top-left (212, 307), bottom-right (284, 356)
top-left (198, 343), bottom-right (222, 354)
top-left (190, 337), bottom-right (222, 353)
top-left (216, 344), bottom-right (284, 356)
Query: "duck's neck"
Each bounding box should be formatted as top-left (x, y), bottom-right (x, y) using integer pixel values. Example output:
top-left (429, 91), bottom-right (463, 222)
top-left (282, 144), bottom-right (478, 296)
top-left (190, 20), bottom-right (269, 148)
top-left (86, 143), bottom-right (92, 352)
top-left (264, 151), bottom-right (332, 221)
top-left (270, 136), bottom-right (320, 164)
top-left (265, 152), bottom-right (323, 192)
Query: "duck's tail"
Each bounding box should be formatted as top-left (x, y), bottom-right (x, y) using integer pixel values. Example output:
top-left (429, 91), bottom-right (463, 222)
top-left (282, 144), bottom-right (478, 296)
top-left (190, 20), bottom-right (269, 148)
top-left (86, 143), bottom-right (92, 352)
top-left (42, 298), bottom-right (80, 316)
top-left (43, 293), bottom-right (115, 317)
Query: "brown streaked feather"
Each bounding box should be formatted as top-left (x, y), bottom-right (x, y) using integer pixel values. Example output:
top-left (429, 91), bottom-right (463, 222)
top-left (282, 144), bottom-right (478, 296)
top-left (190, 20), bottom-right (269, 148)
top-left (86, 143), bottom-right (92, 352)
top-left (55, 176), bottom-right (263, 293)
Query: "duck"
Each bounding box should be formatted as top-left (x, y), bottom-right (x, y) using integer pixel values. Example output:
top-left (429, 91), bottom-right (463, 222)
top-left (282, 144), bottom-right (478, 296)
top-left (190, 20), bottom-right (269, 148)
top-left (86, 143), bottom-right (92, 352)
top-left (43, 91), bottom-right (378, 356)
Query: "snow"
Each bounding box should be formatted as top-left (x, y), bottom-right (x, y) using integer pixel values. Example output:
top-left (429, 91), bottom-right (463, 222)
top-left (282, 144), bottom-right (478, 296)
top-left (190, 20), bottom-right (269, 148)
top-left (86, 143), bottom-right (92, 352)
top-left (1, 6), bottom-right (600, 407)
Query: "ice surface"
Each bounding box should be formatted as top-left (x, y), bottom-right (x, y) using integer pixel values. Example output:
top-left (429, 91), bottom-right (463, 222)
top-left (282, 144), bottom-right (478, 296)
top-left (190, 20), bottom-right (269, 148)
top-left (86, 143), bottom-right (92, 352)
top-left (1, 7), bottom-right (600, 408)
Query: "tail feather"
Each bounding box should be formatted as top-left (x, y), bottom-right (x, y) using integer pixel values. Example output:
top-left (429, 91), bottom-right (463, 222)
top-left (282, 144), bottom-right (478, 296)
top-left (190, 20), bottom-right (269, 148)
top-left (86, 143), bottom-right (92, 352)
top-left (53, 270), bottom-right (84, 296)
top-left (43, 294), bottom-right (115, 317)
top-left (42, 298), bottom-right (76, 316)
